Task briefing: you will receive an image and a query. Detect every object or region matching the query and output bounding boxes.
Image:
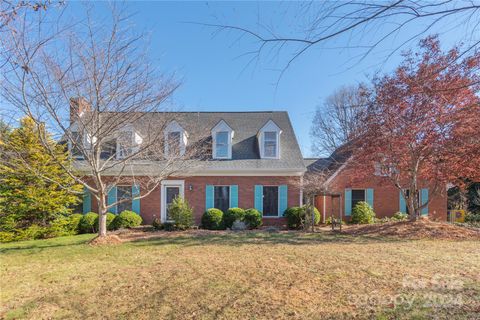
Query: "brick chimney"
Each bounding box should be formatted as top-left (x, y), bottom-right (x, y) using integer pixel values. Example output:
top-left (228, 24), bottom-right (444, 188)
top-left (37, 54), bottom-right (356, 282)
top-left (69, 97), bottom-right (91, 123)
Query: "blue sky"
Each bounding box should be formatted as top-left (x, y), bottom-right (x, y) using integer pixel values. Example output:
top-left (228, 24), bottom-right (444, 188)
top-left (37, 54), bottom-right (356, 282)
top-left (16, 1), bottom-right (466, 157)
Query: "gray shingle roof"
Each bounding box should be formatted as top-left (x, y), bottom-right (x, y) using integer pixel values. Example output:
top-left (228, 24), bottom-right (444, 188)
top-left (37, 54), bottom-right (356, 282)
top-left (88, 111), bottom-right (306, 174)
top-left (169, 112), bottom-right (305, 172)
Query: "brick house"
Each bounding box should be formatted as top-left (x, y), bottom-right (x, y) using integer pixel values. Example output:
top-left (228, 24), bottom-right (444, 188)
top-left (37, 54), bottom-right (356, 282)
top-left (78, 111), bottom-right (305, 225)
top-left (305, 147), bottom-right (448, 222)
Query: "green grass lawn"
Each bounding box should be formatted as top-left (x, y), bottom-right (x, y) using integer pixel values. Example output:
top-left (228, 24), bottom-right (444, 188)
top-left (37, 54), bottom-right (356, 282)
top-left (1, 232), bottom-right (479, 319)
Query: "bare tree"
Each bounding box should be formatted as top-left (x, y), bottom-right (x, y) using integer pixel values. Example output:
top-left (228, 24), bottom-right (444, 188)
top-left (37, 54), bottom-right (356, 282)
top-left (206, 1), bottom-right (480, 82)
top-left (1, 5), bottom-right (208, 238)
top-left (310, 84), bottom-right (369, 156)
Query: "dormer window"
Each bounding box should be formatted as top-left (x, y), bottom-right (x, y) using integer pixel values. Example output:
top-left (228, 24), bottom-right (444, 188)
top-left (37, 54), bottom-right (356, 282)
top-left (164, 121), bottom-right (187, 157)
top-left (211, 120), bottom-right (233, 159)
top-left (264, 132), bottom-right (278, 157)
top-left (215, 132), bottom-right (229, 158)
top-left (258, 120), bottom-right (282, 159)
top-left (117, 131), bottom-right (134, 159)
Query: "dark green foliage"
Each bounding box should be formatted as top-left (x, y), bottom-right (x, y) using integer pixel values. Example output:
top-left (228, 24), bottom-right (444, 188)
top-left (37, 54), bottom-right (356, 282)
top-left (467, 183), bottom-right (480, 214)
top-left (112, 210), bottom-right (142, 229)
top-left (166, 197), bottom-right (194, 230)
top-left (351, 202), bottom-right (376, 224)
top-left (79, 212), bottom-right (99, 233)
top-left (244, 208), bottom-right (262, 229)
top-left (285, 206), bottom-right (320, 229)
top-left (201, 208), bottom-right (224, 230)
top-left (465, 212), bottom-right (480, 223)
top-left (223, 207), bottom-right (246, 229)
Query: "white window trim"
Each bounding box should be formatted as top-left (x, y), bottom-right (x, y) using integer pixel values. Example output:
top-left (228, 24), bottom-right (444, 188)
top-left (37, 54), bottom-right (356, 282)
top-left (160, 180), bottom-right (185, 222)
top-left (211, 120), bottom-right (234, 159)
top-left (258, 120), bottom-right (282, 159)
top-left (164, 121), bottom-right (187, 157)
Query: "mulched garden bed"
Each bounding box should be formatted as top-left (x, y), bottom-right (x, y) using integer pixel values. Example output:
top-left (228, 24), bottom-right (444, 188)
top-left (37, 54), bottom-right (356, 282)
top-left (341, 219), bottom-right (480, 240)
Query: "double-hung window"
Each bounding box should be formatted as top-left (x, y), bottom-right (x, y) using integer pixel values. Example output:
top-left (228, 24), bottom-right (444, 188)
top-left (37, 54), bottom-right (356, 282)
top-left (167, 131), bottom-right (181, 157)
top-left (264, 132), bottom-right (277, 158)
top-left (117, 186), bottom-right (132, 213)
top-left (214, 186), bottom-right (230, 213)
top-left (100, 139), bottom-right (117, 160)
top-left (351, 189), bottom-right (365, 209)
top-left (70, 132), bottom-right (83, 159)
top-left (215, 132), bottom-right (229, 158)
top-left (117, 131), bottom-right (134, 159)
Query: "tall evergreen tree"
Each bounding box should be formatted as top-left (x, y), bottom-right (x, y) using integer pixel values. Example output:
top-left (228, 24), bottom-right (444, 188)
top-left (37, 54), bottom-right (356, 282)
top-left (0, 117), bottom-right (81, 229)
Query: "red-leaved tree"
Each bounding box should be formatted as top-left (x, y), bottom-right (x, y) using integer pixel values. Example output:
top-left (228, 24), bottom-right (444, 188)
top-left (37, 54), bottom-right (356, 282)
top-left (352, 36), bottom-right (480, 220)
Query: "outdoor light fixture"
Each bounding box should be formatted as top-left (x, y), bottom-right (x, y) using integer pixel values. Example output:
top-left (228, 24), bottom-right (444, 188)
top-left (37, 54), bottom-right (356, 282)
top-left (189, 184), bottom-right (193, 191)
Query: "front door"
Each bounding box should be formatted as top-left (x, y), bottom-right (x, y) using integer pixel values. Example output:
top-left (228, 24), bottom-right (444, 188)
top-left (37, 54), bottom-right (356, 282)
top-left (165, 186), bottom-right (180, 220)
top-left (161, 180), bottom-right (185, 222)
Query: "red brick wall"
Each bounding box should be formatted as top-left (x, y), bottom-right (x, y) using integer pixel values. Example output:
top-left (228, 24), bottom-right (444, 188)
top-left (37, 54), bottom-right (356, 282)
top-left (315, 165), bottom-right (447, 222)
top-left (87, 176), bottom-right (302, 225)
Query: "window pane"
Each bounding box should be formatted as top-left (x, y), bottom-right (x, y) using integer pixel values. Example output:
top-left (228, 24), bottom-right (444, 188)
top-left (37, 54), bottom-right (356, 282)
top-left (100, 139), bottom-right (117, 159)
top-left (216, 132), bottom-right (229, 157)
top-left (264, 132), bottom-right (277, 157)
top-left (117, 186), bottom-right (132, 213)
top-left (214, 186), bottom-right (230, 213)
top-left (263, 186), bottom-right (278, 216)
top-left (168, 131), bottom-right (181, 156)
top-left (71, 132), bottom-right (83, 158)
top-left (118, 131), bottom-right (133, 159)
top-left (351, 189), bottom-right (365, 209)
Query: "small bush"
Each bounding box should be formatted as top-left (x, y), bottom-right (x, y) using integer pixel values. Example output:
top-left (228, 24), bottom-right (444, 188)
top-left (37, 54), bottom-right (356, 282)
top-left (285, 206), bottom-right (320, 229)
top-left (0, 231), bottom-right (15, 242)
top-left (67, 214), bottom-right (83, 234)
top-left (392, 212), bottom-right (408, 221)
top-left (244, 208), bottom-right (262, 229)
top-left (95, 212), bottom-right (116, 231)
top-left (112, 210), bottom-right (142, 229)
top-left (167, 197), bottom-right (194, 230)
top-left (201, 208), bottom-right (224, 230)
top-left (79, 212), bottom-right (99, 233)
top-left (351, 202), bottom-right (375, 224)
top-left (465, 212), bottom-right (480, 223)
top-left (223, 207), bottom-right (246, 229)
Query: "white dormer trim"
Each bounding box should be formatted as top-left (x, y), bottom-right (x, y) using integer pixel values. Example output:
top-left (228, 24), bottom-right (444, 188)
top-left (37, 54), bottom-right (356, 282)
top-left (116, 124), bottom-right (142, 159)
top-left (164, 120), bottom-right (187, 157)
top-left (211, 120), bottom-right (234, 159)
top-left (258, 119), bottom-right (282, 159)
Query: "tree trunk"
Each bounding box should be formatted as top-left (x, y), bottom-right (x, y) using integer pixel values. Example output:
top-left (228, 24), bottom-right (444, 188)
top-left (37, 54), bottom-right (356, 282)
top-left (98, 196), bottom-right (108, 237)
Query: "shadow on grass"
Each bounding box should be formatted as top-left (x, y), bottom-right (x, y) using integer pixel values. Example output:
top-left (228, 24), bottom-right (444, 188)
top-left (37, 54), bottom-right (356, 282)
top-left (129, 230), bottom-right (408, 249)
top-left (0, 234), bottom-right (95, 254)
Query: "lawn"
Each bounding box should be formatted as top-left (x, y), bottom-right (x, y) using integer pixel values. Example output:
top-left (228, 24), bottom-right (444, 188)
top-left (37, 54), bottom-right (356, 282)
top-left (0, 231), bottom-right (479, 319)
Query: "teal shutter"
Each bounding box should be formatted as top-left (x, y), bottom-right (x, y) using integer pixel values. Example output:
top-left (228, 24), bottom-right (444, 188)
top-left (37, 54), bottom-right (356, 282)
top-left (366, 188), bottom-right (374, 209)
top-left (132, 184), bottom-right (140, 214)
top-left (399, 190), bottom-right (407, 213)
top-left (345, 189), bottom-right (352, 216)
top-left (205, 185), bottom-right (214, 210)
top-left (82, 187), bottom-right (91, 214)
top-left (254, 185), bottom-right (263, 213)
top-left (230, 185), bottom-right (238, 208)
top-left (421, 188), bottom-right (429, 216)
top-left (107, 186), bottom-right (117, 214)
top-left (279, 185), bottom-right (288, 216)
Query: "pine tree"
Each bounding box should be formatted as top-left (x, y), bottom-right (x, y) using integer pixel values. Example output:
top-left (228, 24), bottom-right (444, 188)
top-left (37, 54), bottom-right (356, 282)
top-left (0, 117), bottom-right (82, 229)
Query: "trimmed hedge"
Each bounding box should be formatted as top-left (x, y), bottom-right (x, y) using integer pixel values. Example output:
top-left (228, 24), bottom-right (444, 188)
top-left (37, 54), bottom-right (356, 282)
top-left (223, 207), bottom-right (246, 229)
top-left (94, 212), bottom-right (116, 231)
top-left (201, 208), bottom-right (224, 230)
top-left (285, 206), bottom-right (320, 229)
top-left (351, 201), bottom-right (375, 224)
top-left (244, 208), bottom-right (262, 229)
top-left (79, 212), bottom-right (99, 233)
top-left (112, 210), bottom-right (142, 229)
